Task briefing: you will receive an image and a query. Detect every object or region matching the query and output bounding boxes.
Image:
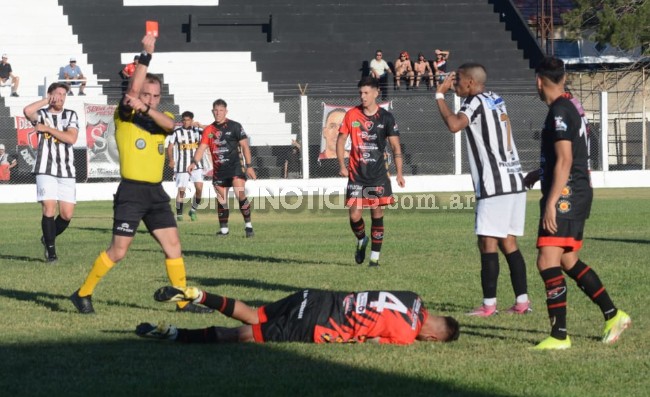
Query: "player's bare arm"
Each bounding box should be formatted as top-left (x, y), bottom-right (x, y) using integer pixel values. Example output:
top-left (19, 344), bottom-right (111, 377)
top-left (240, 138), bottom-right (257, 180)
top-left (436, 73), bottom-right (469, 132)
top-left (388, 136), bottom-right (405, 188)
top-left (166, 142), bottom-right (175, 169)
top-left (543, 140), bottom-right (572, 234)
top-left (188, 142), bottom-right (209, 172)
top-left (23, 97), bottom-right (50, 122)
top-left (336, 133), bottom-right (348, 177)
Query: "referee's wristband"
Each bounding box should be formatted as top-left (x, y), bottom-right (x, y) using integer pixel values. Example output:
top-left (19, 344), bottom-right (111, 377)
top-left (435, 93), bottom-right (445, 100)
top-left (139, 51), bottom-right (152, 67)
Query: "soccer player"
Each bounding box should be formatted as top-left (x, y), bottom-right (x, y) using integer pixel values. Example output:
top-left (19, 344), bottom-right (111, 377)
top-left (525, 57), bottom-right (631, 349)
top-left (338, 76), bottom-right (405, 267)
top-left (188, 99), bottom-right (257, 238)
top-left (435, 63), bottom-right (531, 316)
top-left (136, 286), bottom-right (460, 345)
top-left (69, 33), bottom-right (211, 314)
top-left (23, 82), bottom-right (79, 263)
top-left (167, 111), bottom-right (204, 221)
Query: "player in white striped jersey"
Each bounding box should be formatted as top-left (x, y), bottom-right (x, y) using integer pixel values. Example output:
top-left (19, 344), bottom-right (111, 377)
top-left (23, 82), bottom-right (79, 263)
top-left (435, 63), bottom-right (531, 317)
top-left (167, 111), bottom-right (204, 221)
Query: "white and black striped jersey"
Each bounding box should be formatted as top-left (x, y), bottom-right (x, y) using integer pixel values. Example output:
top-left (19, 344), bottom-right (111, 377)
top-left (32, 108), bottom-right (79, 178)
top-left (169, 126), bottom-right (203, 173)
top-left (459, 92), bottom-right (525, 199)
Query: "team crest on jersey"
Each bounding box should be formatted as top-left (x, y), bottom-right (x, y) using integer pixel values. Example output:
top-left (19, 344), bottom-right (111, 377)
top-left (554, 116), bottom-right (568, 132)
top-left (557, 199), bottom-right (571, 214)
top-left (364, 121), bottom-right (374, 130)
top-left (135, 138), bottom-right (146, 149)
top-left (158, 143), bottom-right (164, 154)
top-left (561, 186), bottom-right (572, 197)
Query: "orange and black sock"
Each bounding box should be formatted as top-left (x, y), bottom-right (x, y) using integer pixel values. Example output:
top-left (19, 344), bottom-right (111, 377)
top-left (370, 217), bottom-right (384, 253)
top-left (200, 292), bottom-right (235, 317)
top-left (541, 267), bottom-right (567, 340)
top-left (239, 198), bottom-right (251, 223)
top-left (217, 202), bottom-right (229, 228)
top-left (350, 218), bottom-right (366, 240)
top-left (565, 260), bottom-right (617, 320)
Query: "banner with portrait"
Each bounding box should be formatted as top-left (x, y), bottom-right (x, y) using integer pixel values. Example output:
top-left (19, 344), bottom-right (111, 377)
top-left (85, 103), bottom-right (120, 179)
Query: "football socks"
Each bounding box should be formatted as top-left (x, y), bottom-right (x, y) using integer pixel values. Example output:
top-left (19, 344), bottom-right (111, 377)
top-left (350, 218), bottom-right (366, 240)
top-left (165, 257), bottom-right (188, 309)
top-left (370, 217), bottom-right (384, 253)
top-left (54, 215), bottom-right (70, 236)
top-left (480, 253), bottom-right (499, 300)
top-left (79, 251), bottom-right (115, 297)
top-left (541, 267), bottom-right (568, 340)
top-left (505, 249), bottom-right (528, 298)
top-left (565, 260), bottom-right (617, 321)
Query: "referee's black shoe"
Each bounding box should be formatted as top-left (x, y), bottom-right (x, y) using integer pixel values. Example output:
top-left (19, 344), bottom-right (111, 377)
top-left (70, 289), bottom-right (95, 314)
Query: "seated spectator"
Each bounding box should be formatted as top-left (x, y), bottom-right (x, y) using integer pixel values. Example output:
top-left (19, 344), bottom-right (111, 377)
top-left (414, 52), bottom-right (434, 90)
top-left (283, 139), bottom-right (302, 179)
top-left (394, 51), bottom-right (414, 90)
top-left (433, 49), bottom-right (450, 86)
top-left (369, 50), bottom-right (391, 100)
top-left (0, 144), bottom-right (18, 183)
top-left (61, 57), bottom-right (86, 96)
top-left (0, 54), bottom-right (20, 97)
top-left (119, 55), bottom-right (140, 80)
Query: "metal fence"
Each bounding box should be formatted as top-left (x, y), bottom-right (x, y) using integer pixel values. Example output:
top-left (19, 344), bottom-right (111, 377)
top-left (0, 87), bottom-right (647, 185)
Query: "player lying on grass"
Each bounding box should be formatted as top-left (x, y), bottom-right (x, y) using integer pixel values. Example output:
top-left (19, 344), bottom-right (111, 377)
top-left (136, 286), bottom-right (460, 344)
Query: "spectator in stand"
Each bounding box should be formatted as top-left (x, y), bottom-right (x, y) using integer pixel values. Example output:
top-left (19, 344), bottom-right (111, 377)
top-left (61, 57), bottom-right (87, 96)
top-left (433, 49), bottom-right (450, 86)
top-left (0, 144), bottom-right (18, 183)
top-left (120, 55), bottom-right (140, 80)
top-left (414, 52), bottom-right (434, 90)
top-left (0, 54), bottom-right (20, 97)
top-left (394, 51), bottom-right (414, 90)
top-left (369, 50), bottom-right (391, 100)
top-left (283, 139), bottom-right (302, 179)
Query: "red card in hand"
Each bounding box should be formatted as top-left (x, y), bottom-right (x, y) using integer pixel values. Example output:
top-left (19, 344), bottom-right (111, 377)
top-left (146, 21), bottom-right (159, 38)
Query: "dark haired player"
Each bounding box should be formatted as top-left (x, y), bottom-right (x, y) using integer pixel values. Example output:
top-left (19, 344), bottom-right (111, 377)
top-left (525, 57), bottom-right (631, 349)
top-left (338, 76), bottom-right (405, 267)
top-left (70, 33), bottom-right (211, 314)
top-left (137, 285), bottom-right (460, 345)
top-left (167, 110), bottom-right (204, 221)
top-left (189, 99), bottom-right (257, 238)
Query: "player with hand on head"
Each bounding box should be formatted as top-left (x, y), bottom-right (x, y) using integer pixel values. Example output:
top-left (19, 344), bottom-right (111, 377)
top-left (338, 76), bottom-right (405, 267)
top-left (435, 63), bottom-right (531, 317)
top-left (137, 285), bottom-right (460, 345)
top-left (525, 57), bottom-right (630, 349)
top-left (70, 33), bottom-right (211, 314)
top-left (23, 82), bottom-right (79, 263)
top-left (189, 99), bottom-right (257, 238)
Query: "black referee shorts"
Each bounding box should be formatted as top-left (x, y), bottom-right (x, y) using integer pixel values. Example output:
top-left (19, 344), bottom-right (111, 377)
top-left (112, 180), bottom-right (177, 236)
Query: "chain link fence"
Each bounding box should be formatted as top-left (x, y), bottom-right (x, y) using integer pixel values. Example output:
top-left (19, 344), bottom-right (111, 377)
top-left (1, 81), bottom-right (647, 185)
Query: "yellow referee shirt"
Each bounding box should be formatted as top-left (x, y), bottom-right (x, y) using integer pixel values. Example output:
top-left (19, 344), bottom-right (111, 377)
top-left (114, 107), bottom-right (174, 183)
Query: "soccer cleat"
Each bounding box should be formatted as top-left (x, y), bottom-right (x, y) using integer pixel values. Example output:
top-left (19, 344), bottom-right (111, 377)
top-left (532, 335), bottom-right (571, 350)
top-left (135, 322), bottom-right (178, 340)
top-left (41, 236), bottom-right (58, 263)
top-left (505, 301), bottom-right (532, 315)
top-left (602, 310), bottom-right (631, 344)
top-left (368, 259), bottom-right (380, 267)
top-left (189, 209), bottom-right (197, 221)
top-left (216, 230), bottom-right (229, 237)
top-left (70, 289), bottom-right (95, 314)
top-left (10, 92), bottom-right (19, 97)
top-left (78, 92), bottom-right (86, 96)
top-left (176, 215), bottom-right (183, 221)
top-left (245, 227), bottom-right (255, 238)
top-left (176, 302), bottom-right (214, 314)
top-left (355, 236), bottom-right (369, 264)
top-left (466, 304), bottom-right (498, 317)
top-left (68, 91), bottom-right (74, 96)
top-left (154, 286), bottom-right (201, 303)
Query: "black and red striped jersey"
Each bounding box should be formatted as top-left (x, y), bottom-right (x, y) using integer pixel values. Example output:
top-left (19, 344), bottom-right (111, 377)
top-left (339, 106), bottom-right (399, 185)
top-left (201, 119), bottom-right (247, 178)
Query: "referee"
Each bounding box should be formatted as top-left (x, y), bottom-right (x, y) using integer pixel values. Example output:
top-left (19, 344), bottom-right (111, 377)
top-left (70, 33), bottom-right (211, 314)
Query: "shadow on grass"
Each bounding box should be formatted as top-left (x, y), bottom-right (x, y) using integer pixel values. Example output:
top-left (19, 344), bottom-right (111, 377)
top-left (462, 323), bottom-right (600, 343)
top-left (0, 287), bottom-right (164, 314)
top-left (0, 254), bottom-right (45, 263)
top-left (0, 339), bottom-right (511, 397)
top-left (590, 237), bottom-right (650, 245)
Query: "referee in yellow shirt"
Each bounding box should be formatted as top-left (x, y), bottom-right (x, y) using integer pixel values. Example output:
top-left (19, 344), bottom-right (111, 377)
top-left (70, 33), bottom-right (211, 314)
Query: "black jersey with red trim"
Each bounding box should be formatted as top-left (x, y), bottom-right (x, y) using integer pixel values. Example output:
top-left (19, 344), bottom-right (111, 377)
top-left (200, 119), bottom-right (247, 178)
top-left (339, 106), bottom-right (399, 185)
top-left (539, 95), bottom-right (592, 219)
top-left (253, 290), bottom-right (428, 345)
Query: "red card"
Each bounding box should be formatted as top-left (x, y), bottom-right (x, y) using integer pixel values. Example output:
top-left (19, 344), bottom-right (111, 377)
top-left (146, 21), bottom-right (159, 38)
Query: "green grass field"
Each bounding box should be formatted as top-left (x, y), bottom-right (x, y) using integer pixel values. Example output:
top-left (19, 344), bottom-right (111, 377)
top-left (0, 188), bottom-right (648, 397)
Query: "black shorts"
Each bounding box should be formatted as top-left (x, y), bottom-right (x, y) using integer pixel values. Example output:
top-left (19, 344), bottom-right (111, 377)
top-left (213, 174), bottom-right (246, 188)
top-left (252, 290), bottom-right (334, 343)
top-left (537, 217), bottom-right (585, 252)
top-left (112, 180), bottom-right (176, 236)
top-left (345, 179), bottom-right (395, 208)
